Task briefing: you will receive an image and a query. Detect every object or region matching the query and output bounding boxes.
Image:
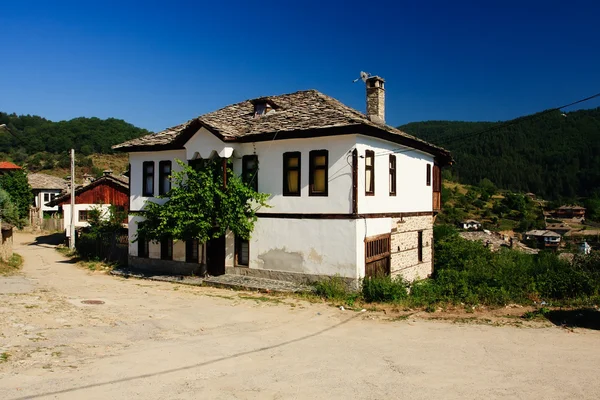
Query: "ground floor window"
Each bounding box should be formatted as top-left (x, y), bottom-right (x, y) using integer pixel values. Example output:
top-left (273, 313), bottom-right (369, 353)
top-left (78, 210), bottom-right (89, 222)
top-left (186, 239), bottom-right (199, 263)
top-left (418, 231), bottom-right (423, 262)
top-left (161, 237), bottom-right (173, 260)
top-left (138, 234), bottom-right (149, 258)
top-left (235, 236), bottom-right (249, 266)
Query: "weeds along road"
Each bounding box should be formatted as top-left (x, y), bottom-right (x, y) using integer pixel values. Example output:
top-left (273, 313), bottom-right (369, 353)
top-left (1, 232), bottom-right (599, 400)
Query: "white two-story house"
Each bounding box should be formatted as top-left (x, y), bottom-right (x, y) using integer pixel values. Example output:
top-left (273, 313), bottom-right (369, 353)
top-left (113, 76), bottom-right (452, 285)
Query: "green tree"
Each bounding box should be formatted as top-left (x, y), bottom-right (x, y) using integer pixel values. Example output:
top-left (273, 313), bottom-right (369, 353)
top-left (0, 170), bottom-right (33, 221)
top-left (136, 159), bottom-right (269, 244)
top-left (0, 189), bottom-right (23, 227)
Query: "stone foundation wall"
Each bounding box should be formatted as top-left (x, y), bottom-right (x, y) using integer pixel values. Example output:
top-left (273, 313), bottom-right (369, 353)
top-left (226, 266), bottom-right (358, 290)
top-left (389, 215), bottom-right (433, 282)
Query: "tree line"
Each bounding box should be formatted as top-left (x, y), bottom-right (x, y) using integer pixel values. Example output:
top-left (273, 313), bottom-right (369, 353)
top-left (400, 107), bottom-right (600, 201)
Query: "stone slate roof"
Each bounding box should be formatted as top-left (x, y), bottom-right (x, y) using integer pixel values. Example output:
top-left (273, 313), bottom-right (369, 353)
top-left (28, 173), bottom-right (68, 190)
top-left (113, 90), bottom-right (452, 163)
top-left (525, 230), bottom-right (561, 238)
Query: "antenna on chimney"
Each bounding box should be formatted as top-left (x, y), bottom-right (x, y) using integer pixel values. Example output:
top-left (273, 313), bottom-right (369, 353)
top-left (352, 71), bottom-right (370, 83)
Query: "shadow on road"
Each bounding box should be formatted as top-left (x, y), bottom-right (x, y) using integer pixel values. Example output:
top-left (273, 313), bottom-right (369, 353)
top-left (545, 308), bottom-right (600, 331)
top-left (11, 312), bottom-right (361, 400)
top-left (26, 232), bottom-right (65, 247)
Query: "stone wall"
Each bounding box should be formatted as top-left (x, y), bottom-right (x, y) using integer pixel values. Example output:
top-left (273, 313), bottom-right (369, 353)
top-left (226, 266), bottom-right (358, 289)
top-left (1, 227), bottom-right (13, 262)
top-left (390, 215), bottom-right (433, 282)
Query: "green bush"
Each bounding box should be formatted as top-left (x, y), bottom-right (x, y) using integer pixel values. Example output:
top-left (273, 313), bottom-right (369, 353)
top-left (314, 276), bottom-right (351, 301)
top-left (362, 276), bottom-right (408, 303)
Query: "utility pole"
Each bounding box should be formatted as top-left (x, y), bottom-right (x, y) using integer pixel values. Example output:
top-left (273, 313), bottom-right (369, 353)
top-left (69, 149), bottom-right (76, 249)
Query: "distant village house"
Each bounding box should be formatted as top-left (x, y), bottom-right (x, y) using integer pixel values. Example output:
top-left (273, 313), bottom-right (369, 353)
top-left (524, 230), bottom-right (561, 249)
top-left (554, 205), bottom-right (585, 218)
top-left (459, 219), bottom-right (482, 230)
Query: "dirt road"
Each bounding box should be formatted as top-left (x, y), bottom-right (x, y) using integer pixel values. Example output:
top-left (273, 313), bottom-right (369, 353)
top-left (1, 233), bottom-right (599, 399)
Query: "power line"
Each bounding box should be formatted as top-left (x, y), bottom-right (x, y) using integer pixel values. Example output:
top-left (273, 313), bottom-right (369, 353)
top-left (372, 91), bottom-right (600, 158)
top-left (0, 124), bottom-right (28, 146)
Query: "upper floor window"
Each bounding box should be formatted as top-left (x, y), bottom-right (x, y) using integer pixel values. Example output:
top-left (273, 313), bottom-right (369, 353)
top-left (309, 150), bottom-right (328, 196)
top-left (142, 161), bottom-right (155, 196)
top-left (158, 160), bottom-right (172, 195)
top-left (283, 152), bottom-right (301, 196)
top-left (242, 155), bottom-right (258, 191)
top-left (44, 193), bottom-right (50, 202)
top-left (389, 155), bottom-right (396, 196)
top-left (365, 150), bottom-right (375, 195)
top-left (426, 164), bottom-right (431, 186)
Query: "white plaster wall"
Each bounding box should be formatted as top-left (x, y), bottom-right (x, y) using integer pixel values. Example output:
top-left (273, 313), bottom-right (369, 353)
top-left (184, 127), bottom-right (234, 159)
top-left (356, 135), bottom-right (434, 214)
top-left (128, 215), bottom-right (144, 256)
top-left (250, 218), bottom-right (358, 279)
top-left (63, 204), bottom-right (112, 237)
top-left (129, 149), bottom-right (187, 211)
top-left (231, 135), bottom-right (355, 214)
top-left (355, 217), bottom-right (394, 279)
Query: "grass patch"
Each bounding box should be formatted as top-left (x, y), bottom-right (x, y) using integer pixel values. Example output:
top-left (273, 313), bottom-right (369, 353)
top-left (0, 352), bottom-right (10, 362)
top-left (522, 307), bottom-right (550, 320)
top-left (238, 294), bottom-right (282, 304)
top-left (0, 253), bottom-right (23, 275)
top-left (78, 260), bottom-right (115, 272)
top-left (362, 276), bottom-right (408, 303)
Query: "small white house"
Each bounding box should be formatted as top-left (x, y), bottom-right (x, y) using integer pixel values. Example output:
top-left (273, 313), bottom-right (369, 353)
top-left (579, 241), bottom-right (592, 255)
top-left (113, 76), bottom-right (452, 286)
top-left (27, 173), bottom-right (67, 218)
top-left (459, 219), bottom-right (482, 230)
top-left (46, 173), bottom-right (129, 239)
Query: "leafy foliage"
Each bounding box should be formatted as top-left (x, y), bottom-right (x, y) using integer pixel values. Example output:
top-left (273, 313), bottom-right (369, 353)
top-left (0, 170), bottom-right (33, 223)
top-left (136, 159), bottom-right (270, 243)
top-left (75, 205), bottom-right (127, 262)
top-left (0, 189), bottom-right (23, 227)
top-left (400, 107), bottom-right (600, 200)
top-left (0, 112), bottom-right (149, 157)
top-left (362, 276), bottom-right (408, 303)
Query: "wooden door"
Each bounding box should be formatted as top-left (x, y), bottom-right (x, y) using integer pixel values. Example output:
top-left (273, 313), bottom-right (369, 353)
top-left (365, 234), bottom-right (391, 277)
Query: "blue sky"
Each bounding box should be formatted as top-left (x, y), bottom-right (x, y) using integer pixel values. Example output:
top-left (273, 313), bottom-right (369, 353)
top-left (1, 0), bottom-right (599, 132)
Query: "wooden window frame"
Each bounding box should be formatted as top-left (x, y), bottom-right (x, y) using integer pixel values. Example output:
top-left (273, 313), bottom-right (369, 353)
top-left (283, 152), bottom-right (301, 196)
top-left (309, 149), bottom-right (328, 196)
top-left (426, 164), bottom-right (431, 187)
top-left (235, 236), bottom-right (249, 267)
top-left (389, 154), bottom-right (396, 196)
top-left (142, 161), bottom-right (155, 197)
top-left (418, 231), bottom-right (423, 262)
top-left (186, 238), bottom-right (199, 263)
top-left (365, 150), bottom-right (375, 196)
top-left (78, 210), bottom-right (88, 222)
top-left (160, 237), bottom-right (173, 261)
top-left (158, 160), bottom-right (172, 196)
top-left (242, 155), bottom-right (259, 191)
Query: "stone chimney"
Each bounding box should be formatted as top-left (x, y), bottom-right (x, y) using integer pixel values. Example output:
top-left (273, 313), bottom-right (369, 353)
top-left (82, 173), bottom-right (93, 186)
top-left (366, 76), bottom-right (385, 124)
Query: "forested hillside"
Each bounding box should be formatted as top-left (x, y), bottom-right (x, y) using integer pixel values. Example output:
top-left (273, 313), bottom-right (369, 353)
top-left (0, 112), bottom-right (149, 159)
top-left (400, 108), bottom-right (600, 200)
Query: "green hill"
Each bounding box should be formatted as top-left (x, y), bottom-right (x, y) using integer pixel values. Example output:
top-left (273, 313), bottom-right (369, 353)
top-left (400, 107), bottom-right (600, 200)
top-left (0, 112), bottom-right (149, 158)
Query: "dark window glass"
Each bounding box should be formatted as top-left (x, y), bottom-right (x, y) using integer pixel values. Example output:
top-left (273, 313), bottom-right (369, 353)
top-left (159, 161), bottom-right (172, 195)
top-left (418, 231), bottom-right (423, 262)
top-left (78, 210), bottom-right (88, 222)
top-left (242, 155), bottom-right (258, 191)
top-left (426, 164), bottom-right (431, 186)
top-left (283, 152), bottom-right (301, 196)
top-left (236, 236), bottom-right (249, 266)
top-left (161, 237), bottom-right (173, 260)
top-left (365, 150), bottom-right (375, 195)
top-left (138, 232), bottom-right (149, 258)
top-left (143, 161), bottom-right (155, 196)
top-left (309, 150), bottom-right (328, 196)
top-left (389, 155), bottom-right (396, 196)
top-left (186, 239), bottom-right (199, 263)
